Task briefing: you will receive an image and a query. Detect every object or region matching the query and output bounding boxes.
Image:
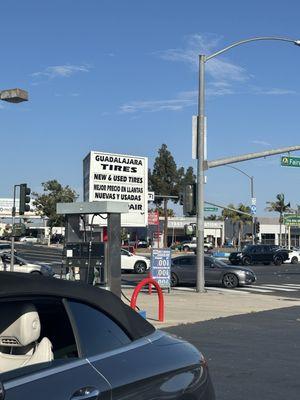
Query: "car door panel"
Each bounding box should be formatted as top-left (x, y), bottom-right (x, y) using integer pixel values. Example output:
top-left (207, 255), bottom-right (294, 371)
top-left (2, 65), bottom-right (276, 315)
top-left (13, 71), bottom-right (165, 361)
top-left (3, 360), bottom-right (111, 400)
top-left (90, 331), bottom-right (209, 400)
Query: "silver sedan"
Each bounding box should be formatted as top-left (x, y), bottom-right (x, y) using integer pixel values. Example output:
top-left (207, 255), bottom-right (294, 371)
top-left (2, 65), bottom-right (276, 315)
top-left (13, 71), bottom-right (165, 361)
top-left (171, 255), bottom-right (256, 289)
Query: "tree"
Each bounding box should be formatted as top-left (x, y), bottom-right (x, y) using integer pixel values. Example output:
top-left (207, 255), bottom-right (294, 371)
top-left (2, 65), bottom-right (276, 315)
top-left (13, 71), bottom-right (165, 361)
top-left (266, 193), bottom-right (291, 246)
top-left (222, 204), bottom-right (252, 248)
top-left (33, 180), bottom-right (78, 231)
top-left (149, 144), bottom-right (179, 246)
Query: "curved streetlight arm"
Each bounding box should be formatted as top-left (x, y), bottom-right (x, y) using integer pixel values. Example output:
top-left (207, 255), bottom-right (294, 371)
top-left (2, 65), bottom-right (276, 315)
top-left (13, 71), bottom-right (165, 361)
top-left (206, 36), bottom-right (300, 61)
top-left (225, 165), bottom-right (252, 181)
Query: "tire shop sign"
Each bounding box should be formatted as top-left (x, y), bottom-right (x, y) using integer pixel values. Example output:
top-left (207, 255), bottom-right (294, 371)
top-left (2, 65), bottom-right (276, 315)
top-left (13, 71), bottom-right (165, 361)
top-left (83, 151), bottom-right (148, 227)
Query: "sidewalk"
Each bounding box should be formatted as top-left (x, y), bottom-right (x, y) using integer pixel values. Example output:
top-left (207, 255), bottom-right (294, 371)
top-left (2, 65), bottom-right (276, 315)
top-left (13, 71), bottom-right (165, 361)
top-left (123, 287), bottom-right (300, 328)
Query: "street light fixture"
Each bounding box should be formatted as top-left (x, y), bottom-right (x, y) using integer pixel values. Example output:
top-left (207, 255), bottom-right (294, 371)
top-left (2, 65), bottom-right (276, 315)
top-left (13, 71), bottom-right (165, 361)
top-left (0, 88), bottom-right (28, 103)
top-left (196, 36), bottom-right (300, 293)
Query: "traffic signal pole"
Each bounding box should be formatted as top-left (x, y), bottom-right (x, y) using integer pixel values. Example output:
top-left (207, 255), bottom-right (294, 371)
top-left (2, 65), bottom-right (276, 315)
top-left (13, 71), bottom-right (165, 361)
top-left (10, 185), bottom-right (17, 272)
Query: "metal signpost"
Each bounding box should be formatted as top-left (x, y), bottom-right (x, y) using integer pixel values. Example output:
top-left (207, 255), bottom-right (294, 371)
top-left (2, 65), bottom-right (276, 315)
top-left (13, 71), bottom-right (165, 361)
top-left (281, 156), bottom-right (300, 167)
top-left (151, 248), bottom-right (171, 291)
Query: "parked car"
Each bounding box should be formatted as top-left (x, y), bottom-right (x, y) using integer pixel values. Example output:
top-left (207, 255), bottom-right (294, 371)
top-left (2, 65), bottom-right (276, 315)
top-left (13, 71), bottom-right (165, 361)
top-left (137, 240), bottom-right (148, 248)
top-left (171, 255), bottom-right (256, 288)
top-left (19, 236), bottom-right (38, 244)
top-left (229, 244), bottom-right (289, 266)
top-left (178, 240), bottom-right (214, 252)
top-left (0, 253), bottom-right (54, 276)
top-left (0, 273), bottom-right (215, 399)
top-left (121, 249), bottom-right (150, 273)
top-left (0, 244), bottom-right (12, 255)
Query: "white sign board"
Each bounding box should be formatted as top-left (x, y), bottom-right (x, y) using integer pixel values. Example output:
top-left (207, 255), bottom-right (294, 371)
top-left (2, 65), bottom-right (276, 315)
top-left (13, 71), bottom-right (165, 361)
top-left (148, 191), bottom-right (155, 202)
top-left (83, 151), bottom-right (148, 227)
top-left (0, 198), bottom-right (36, 217)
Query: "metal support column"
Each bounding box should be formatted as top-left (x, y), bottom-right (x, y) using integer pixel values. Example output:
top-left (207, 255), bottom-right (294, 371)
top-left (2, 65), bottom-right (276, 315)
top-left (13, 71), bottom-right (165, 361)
top-left (107, 213), bottom-right (121, 297)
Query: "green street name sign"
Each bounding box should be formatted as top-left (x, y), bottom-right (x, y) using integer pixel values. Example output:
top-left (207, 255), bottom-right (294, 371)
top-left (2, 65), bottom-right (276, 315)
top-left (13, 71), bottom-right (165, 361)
top-left (283, 214), bottom-right (300, 226)
top-left (281, 156), bottom-right (300, 168)
top-left (204, 207), bottom-right (218, 212)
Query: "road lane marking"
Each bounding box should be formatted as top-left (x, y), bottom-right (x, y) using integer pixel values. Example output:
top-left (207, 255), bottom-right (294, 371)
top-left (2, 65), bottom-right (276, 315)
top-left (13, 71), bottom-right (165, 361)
top-left (206, 287), bottom-right (250, 294)
top-left (238, 287), bottom-right (273, 293)
top-left (256, 285), bottom-right (297, 291)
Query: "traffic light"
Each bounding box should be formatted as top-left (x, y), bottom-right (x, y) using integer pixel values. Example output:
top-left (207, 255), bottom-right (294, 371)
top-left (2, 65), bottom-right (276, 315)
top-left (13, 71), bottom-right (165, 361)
top-left (19, 183), bottom-right (31, 215)
top-left (255, 221), bottom-right (260, 234)
top-left (183, 184), bottom-right (197, 216)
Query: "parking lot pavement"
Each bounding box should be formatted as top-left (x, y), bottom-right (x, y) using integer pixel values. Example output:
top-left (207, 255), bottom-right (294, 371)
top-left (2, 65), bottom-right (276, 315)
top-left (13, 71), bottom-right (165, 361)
top-left (165, 307), bottom-right (300, 400)
top-left (122, 287), bottom-right (300, 328)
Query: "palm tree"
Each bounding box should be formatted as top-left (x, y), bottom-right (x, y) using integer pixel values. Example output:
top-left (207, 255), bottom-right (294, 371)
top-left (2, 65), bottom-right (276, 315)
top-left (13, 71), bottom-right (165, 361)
top-left (266, 193), bottom-right (291, 246)
top-left (222, 204), bottom-right (252, 248)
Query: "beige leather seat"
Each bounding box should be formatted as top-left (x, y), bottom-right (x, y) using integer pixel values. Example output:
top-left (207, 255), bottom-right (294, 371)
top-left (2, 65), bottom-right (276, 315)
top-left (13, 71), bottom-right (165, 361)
top-left (0, 303), bottom-right (53, 373)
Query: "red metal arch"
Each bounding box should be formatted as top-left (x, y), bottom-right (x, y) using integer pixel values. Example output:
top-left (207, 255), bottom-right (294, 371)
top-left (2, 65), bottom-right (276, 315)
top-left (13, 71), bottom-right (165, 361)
top-left (130, 278), bottom-right (164, 322)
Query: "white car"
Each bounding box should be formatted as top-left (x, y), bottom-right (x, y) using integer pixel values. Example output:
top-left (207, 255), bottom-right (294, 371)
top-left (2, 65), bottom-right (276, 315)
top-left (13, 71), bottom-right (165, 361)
top-left (0, 254), bottom-right (54, 276)
top-left (121, 249), bottom-right (150, 274)
top-left (285, 250), bottom-right (300, 264)
top-left (19, 236), bottom-right (38, 243)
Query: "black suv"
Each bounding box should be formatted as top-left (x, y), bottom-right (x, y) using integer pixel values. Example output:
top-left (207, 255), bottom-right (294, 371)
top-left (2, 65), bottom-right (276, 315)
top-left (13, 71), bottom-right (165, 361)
top-left (229, 244), bottom-right (289, 266)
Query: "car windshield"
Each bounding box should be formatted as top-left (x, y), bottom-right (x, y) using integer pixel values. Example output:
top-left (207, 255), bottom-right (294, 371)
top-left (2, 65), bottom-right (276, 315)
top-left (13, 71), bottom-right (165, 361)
top-left (211, 258), bottom-right (229, 268)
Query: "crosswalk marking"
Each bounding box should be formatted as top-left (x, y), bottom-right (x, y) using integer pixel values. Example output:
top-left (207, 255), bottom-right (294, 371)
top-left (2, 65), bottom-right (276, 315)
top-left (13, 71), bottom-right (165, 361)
top-left (284, 284), bottom-right (300, 288)
top-left (206, 287), bottom-right (250, 294)
top-left (238, 287), bottom-right (273, 293)
top-left (257, 285), bottom-right (297, 292)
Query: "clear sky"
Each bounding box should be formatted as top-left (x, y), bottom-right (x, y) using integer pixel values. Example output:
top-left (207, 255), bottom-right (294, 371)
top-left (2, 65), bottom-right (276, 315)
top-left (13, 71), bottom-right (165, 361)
top-left (1, 0), bottom-right (300, 215)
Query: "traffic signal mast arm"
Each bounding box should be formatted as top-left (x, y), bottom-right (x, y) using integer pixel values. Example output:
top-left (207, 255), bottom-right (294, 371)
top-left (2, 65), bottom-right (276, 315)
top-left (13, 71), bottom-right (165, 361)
top-left (206, 145), bottom-right (300, 170)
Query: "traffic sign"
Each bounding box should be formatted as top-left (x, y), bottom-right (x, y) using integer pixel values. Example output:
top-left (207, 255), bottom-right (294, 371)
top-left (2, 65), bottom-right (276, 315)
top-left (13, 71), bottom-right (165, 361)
top-left (250, 205), bottom-right (257, 215)
top-left (148, 191), bottom-right (155, 202)
top-left (283, 214), bottom-right (300, 226)
top-left (204, 207), bottom-right (218, 212)
top-left (151, 249), bottom-right (171, 289)
top-left (281, 156), bottom-right (300, 167)
top-left (251, 198), bottom-right (256, 206)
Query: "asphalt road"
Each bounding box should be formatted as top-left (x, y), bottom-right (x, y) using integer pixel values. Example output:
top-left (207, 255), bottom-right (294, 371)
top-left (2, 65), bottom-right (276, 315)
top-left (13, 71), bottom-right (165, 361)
top-left (13, 244), bottom-right (300, 297)
top-left (165, 306), bottom-right (300, 400)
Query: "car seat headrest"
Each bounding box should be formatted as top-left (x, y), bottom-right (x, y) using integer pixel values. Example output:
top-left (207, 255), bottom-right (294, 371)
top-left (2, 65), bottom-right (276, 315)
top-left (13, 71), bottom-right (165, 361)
top-left (0, 303), bottom-right (41, 347)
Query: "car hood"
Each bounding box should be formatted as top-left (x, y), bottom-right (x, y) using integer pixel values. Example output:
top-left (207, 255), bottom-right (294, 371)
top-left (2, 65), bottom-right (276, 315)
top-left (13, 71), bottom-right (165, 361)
top-left (223, 265), bottom-right (255, 274)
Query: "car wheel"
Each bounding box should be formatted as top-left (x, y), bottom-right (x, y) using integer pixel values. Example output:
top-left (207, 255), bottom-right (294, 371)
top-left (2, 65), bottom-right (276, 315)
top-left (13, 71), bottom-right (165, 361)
top-left (291, 256), bottom-right (298, 264)
top-left (134, 261), bottom-right (147, 274)
top-left (183, 246), bottom-right (190, 252)
top-left (171, 272), bottom-right (179, 287)
top-left (30, 271), bottom-right (41, 275)
top-left (242, 256), bottom-right (251, 266)
top-left (222, 273), bottom-right (239, 289)
top-left (274, 256), bottom-right (283, 266)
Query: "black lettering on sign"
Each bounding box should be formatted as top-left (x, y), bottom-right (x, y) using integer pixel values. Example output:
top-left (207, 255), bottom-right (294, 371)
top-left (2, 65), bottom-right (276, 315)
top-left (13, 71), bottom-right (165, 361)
top-left (129, 204), bottom-right (143, 211)
top-left (95, 192), bottom-right (116, 200)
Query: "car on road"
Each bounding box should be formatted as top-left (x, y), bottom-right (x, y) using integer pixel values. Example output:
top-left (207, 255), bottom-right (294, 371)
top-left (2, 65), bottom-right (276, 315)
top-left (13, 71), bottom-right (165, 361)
top-left (0, 272), bottom-right (215, 399)
top-left (229, 244), bottom-right (289, 266)
top-left (285, 249), bottom-right (300, 264)
top-left (0, 253), bottom-right (54, 276)
top-left (171, 255), bottom-right (256, 288)
top-left (121, 248), bottom-right (150, 274)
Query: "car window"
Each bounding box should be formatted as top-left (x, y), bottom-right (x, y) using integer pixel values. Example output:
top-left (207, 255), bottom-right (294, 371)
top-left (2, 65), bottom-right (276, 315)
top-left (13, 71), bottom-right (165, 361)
top-left (204, 258), bottom-right (213, 267)
top-left (67, 300), bottom-right (131, 357)
top-left (173, 257), bottom-right (195, 266)
top-left (0, 298), bottom-right (78, 378)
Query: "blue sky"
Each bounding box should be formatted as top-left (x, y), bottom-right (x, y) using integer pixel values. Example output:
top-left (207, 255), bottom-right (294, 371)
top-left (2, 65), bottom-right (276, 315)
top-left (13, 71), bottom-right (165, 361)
top-left (1, 0), bottom-right (300, 215)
